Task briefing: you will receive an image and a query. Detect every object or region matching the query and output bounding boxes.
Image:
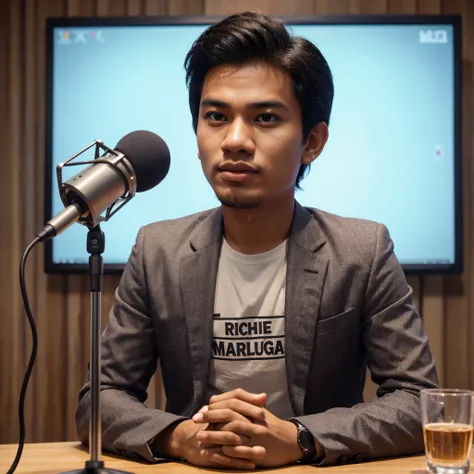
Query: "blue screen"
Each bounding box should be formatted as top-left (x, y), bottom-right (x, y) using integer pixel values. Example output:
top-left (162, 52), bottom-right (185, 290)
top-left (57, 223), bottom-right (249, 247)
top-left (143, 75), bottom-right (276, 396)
top-left (50, 21), bottom-right (457, 268)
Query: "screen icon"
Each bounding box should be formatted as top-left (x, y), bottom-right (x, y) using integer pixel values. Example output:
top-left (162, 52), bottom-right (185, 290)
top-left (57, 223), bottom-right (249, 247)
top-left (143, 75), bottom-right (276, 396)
top-left (434, 144), bottom-right (444, 161)
top-left (57, 29), bottom-right (105, 45)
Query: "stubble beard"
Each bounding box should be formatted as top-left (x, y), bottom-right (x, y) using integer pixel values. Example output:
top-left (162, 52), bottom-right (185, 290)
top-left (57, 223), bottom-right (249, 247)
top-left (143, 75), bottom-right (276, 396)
top-left (214, 188), bottom-right (262, 210)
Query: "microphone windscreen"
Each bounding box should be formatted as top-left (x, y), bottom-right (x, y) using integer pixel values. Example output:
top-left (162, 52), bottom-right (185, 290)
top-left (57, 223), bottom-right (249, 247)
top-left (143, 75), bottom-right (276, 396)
top-left (115, 130), bottom-right (171, 192)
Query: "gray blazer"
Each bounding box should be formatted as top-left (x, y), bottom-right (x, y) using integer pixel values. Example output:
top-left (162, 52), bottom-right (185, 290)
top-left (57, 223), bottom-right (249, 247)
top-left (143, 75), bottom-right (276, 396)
top-left (76, 202), bottom-right (438, 465)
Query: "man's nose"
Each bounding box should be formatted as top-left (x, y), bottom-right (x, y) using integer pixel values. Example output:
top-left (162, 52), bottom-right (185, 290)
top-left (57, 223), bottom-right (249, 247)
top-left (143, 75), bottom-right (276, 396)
top-left (221, 118), bottom-right (255, 155)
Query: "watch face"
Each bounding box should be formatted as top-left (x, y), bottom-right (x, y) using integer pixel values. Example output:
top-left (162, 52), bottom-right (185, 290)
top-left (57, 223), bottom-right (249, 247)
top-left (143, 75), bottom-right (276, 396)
top-left (300, 429), bottom-right (316, 454)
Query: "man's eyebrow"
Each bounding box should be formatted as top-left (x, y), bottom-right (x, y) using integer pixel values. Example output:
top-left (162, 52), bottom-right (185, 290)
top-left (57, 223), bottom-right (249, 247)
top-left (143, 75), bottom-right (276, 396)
top-left (200, 98), bottom-right (289, 110)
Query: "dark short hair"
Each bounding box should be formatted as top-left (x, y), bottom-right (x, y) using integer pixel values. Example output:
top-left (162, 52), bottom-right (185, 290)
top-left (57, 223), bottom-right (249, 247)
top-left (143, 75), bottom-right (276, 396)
top-left (184, 11), bottom-right (334, 189)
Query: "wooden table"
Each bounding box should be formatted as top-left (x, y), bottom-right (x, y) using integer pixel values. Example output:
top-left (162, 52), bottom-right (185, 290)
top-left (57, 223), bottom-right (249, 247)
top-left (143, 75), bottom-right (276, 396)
top-left (0, 442), bottom-right (433, 473)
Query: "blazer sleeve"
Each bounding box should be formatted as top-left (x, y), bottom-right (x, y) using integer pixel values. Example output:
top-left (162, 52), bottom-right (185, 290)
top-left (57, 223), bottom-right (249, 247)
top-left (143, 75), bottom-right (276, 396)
top-left (293, 223), bottom-right (439, 465)
top-left (75, 228), bottom-right (187, 462)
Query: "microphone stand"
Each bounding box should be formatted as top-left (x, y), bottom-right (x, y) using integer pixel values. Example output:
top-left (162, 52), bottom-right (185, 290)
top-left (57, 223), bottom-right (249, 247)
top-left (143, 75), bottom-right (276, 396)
top-left (63, 225), bottom-right (133, 474)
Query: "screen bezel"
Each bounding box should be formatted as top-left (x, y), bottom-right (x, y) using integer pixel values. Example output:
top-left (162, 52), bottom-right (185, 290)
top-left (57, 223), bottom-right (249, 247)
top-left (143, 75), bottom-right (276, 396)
top-left (44, 14), bottom-right (463, 275)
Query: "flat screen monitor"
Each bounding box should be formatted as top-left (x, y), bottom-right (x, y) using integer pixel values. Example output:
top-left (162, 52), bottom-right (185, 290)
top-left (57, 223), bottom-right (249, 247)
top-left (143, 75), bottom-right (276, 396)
top-left (45, 15), bottom-right (462, 274)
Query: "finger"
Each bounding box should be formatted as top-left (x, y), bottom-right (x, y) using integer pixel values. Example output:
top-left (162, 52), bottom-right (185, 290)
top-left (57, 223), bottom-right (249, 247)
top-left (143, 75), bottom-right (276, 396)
top-left (210, 388), bottom-right (268, 406)
top-left (193, 408), bottom-right (249, 425)
top-left (215, 422), bottom-right (229, 432)
top-left (213, 416), bottom-right (254, 431)
top-left (201, 447), bottom-right (256, 470)
top-left (207, 399), bottom-right (265, 422)
top-left (222, 445), bottom-right (266, 459)
top-left (196, 429), bottom-right (250, 446)
top-left (218, 420), bottom-right (270, 438)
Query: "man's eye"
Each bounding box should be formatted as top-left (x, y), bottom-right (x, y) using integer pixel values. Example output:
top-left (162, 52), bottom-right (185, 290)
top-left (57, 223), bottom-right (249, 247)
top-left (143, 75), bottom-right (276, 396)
top-left (205, 111), bottom-right (227, 121)
top-left (256, 113), bottom-right (278, 123)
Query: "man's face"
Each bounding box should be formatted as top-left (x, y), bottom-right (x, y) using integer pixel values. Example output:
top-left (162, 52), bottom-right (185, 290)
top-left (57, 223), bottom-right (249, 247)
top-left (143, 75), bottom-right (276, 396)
top-left (196, 62), bottom-right (323, 209)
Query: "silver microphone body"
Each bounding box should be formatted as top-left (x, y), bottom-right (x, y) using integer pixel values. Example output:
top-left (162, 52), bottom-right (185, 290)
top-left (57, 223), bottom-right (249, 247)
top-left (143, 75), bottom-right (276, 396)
top-left (41, 152), bottom-right (136, 240)
top-left (59, 152), bottom-right (136, 228)
top-left (38, 130), bottom-right (171, 242)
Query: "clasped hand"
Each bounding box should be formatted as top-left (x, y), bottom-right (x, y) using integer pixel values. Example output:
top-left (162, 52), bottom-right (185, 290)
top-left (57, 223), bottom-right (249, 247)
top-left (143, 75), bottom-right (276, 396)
top-left (170, 388), bottom-right (302, 469)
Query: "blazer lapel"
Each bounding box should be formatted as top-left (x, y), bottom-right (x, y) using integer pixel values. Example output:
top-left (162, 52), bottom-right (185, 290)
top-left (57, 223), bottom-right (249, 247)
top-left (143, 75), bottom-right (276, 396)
top-left (285, 203), bottom-right (328, 416)
top-left (180, 209), bottom-right (223, 412)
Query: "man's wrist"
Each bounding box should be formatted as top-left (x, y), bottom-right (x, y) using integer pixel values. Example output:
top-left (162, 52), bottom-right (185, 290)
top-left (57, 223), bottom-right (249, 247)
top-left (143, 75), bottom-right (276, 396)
top-left (289, 419), bottom-right (319, 463)
top-left (284, 420), bottom-right (308, 463)
top-left (151, 419), bottom-right (186, 458)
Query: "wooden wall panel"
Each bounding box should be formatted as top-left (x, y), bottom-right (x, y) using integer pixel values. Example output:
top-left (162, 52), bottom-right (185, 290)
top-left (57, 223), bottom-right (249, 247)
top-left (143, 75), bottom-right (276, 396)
top-left (0, 0), bottom-right (23, 446)
top-left (314, 0), bottom-right (350, 14)
top-left (66, 0), bottom-right (95, 16)
top-left (23, 0), bottom-right (40, 441)
top-left (144, 0), bottom-right (167, 16)
top-left (0, 0), bottom-right (11, 443)
top-left (417, 0), bottom-right (442, 14)
top-left (461, 0), bottom-right (474, 396)
top-left (30, 0), bottom-right (67, 443)
top-left (169, 0), bottom-right (205, 15)
top-left (127, 0), bottom-right (145, 16)
top-left (0, 0), bottom-right (471, 446)
top-left (96, 0), bottom-right (129, 17)
top-left (205, 0), bottom-right (314, 16)
top-left (443, 0), bottom-right (474, 390)
top-left (349, 0), bottom-right (388, 14)
top-left (387, 0), bottom-right (417, 14)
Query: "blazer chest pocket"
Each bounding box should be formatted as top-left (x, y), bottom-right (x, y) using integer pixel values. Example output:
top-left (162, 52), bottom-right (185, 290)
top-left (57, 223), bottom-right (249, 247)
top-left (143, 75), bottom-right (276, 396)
top-left (316, 307), bottom-right (357, 334)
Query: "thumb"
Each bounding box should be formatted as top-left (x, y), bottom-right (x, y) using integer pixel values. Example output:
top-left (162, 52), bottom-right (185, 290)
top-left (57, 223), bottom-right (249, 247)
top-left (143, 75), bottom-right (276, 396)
top-left (251, 392), bottom-right (268, 406)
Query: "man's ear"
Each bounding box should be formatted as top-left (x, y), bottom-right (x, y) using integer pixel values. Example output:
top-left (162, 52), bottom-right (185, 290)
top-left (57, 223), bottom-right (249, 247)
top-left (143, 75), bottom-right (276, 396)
top-left (301, 122), bottom-right (329, 165)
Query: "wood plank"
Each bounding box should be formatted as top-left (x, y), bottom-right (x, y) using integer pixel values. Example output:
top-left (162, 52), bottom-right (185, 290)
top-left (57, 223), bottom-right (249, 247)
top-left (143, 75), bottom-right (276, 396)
top-left (205, 0), bottom-right (314, 16)
top-left (442, 0), bottom-right (473, 390)
top-left (95, 0), bottom-right (129, 16)
top-left (444, 276), bottom-right (470, 388)
top-left (349, 0), bottom-right (388, 14)
top-left (127, 0), bottom-right (145, 16)
top-left (459, 0), bottom-right (474, 397)
top-left (144, 0), bottom-right (167, 15)
top-left (388, 0), bottom-right (416, 14)
top-left (314, 0), bottom-right (350, 14)
top-left (32, 0), bottom-right (68, 443)
top-left (0, 0), bottom-right (24, 444)
top-left (0, 2), bottom-right (26, 446)
top-left (417, 0), bottom-right (441, 14)
top-left (168, 0), bottom-right (205, 15)
top-left (0, 441), bottom-right (435, 473)
top-left (0, 0), bottom-right (12, 444)
top-left (22, 0), bottom-right (41, 443)
top-left (421, 276), bottom-right (445, 386)
top-left (65, 275), bottom-right (88, 440)
top-left (441, 0), bottom-right (464, 15)
top-left (66, 0), bottom-right (96, 16)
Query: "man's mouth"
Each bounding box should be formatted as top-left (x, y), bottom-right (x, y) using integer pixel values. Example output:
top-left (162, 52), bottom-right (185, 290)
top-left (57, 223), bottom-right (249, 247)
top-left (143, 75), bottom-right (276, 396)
top-left (218, 163), bottom-right (259, 174)
top-left (217, 164), bottom-right (259, 182)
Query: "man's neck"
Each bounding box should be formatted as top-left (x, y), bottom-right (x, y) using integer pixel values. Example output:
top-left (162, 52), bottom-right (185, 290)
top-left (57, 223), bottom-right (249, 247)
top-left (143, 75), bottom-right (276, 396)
top-left (221, 198), bottom-right (295, 255)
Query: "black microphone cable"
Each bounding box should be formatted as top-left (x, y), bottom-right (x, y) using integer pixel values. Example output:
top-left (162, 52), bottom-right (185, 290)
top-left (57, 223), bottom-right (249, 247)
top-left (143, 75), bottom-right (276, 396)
top-left (6, 235), bottom-right (42, 474)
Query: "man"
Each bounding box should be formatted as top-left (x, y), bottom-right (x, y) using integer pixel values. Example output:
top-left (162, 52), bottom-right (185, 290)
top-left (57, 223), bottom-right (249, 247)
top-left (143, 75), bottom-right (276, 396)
top-left (76, 11), bottom-right (438, 469)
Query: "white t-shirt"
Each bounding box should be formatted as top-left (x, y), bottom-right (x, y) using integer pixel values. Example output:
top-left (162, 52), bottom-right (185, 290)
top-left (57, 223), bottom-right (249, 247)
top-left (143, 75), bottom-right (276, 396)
top-left (208, 238), bottom-right (294, 419)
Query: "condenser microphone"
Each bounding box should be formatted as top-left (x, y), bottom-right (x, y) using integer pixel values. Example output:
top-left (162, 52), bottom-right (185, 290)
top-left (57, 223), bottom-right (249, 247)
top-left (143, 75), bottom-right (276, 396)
top-left (38, 130), bottom-right (170, 241)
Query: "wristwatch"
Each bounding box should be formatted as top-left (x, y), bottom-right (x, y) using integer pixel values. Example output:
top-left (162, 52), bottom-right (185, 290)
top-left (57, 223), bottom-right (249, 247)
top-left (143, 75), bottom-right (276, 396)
top-left (289, 419), bottom-right (317, 463)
